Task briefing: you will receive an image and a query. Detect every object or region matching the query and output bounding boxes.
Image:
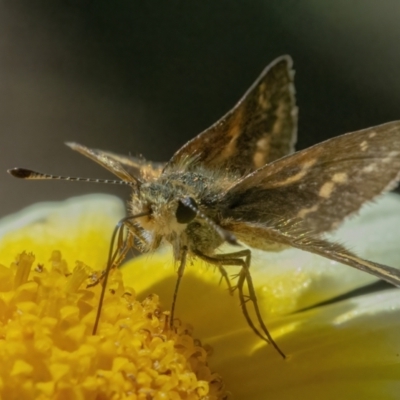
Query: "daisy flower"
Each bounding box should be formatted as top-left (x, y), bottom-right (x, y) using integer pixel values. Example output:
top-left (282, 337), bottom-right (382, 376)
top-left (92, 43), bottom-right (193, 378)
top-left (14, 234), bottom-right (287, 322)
top-left (0, 193), bottom-right (400, 399)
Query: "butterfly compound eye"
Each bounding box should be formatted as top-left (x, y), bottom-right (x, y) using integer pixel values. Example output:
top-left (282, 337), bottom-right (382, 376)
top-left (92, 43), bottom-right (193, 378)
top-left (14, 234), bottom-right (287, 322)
top-left (176, 197), bottom-right (198, 224)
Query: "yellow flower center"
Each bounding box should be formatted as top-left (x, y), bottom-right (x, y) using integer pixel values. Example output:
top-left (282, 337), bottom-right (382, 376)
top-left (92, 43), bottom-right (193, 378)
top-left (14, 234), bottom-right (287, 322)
top-left (0, 251), bottom-right (227, 400)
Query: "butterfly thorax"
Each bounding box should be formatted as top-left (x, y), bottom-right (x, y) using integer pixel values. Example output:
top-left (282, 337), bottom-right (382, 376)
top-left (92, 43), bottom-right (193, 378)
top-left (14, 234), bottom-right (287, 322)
top-left (128, 167), bottom-right (239, 259)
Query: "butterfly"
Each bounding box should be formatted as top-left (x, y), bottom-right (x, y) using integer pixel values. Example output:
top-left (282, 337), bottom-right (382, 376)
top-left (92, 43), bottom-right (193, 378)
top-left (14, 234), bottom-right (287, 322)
top-left (9, 55), bottom-right (400, 359)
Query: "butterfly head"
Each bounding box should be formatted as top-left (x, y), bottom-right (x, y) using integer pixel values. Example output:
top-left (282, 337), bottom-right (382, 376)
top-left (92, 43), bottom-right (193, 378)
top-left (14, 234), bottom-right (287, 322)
top-left (130, 181), bottom-right (200, 241)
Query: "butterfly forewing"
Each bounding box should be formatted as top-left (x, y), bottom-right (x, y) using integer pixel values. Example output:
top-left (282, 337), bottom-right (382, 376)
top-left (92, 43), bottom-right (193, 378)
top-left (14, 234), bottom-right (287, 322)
top-left (165, 55), bottom-right (297, 175)
top-left (222, 121), bottom-right (400, 234)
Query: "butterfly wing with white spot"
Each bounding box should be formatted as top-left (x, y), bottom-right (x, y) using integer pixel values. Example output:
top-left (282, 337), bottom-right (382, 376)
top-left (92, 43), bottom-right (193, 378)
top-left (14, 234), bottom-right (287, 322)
top-left (221, 121), bottom-right (400, 234)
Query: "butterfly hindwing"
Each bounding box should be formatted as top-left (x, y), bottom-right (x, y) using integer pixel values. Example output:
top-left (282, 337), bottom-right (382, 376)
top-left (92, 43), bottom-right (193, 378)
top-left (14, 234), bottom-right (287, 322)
top-left (66, 142), bottom-right (164, 182)
top-left (90, 149), bottom-right (165, 181)
top-left (223, 219), bottom-right (400, 286)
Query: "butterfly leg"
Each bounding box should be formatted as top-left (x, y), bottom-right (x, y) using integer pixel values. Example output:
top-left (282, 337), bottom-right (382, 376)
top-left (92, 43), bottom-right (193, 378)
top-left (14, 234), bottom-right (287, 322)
top-left (170, 247), bottom-right (189, 329)
top-left (87, 224), bottom-right (133, 288)
top-left (92, 215), bottom-right (146, 334)
top-left (216, 265), bottom-right (235, 294)
top-left (194, 249), bottom-right (285, 359)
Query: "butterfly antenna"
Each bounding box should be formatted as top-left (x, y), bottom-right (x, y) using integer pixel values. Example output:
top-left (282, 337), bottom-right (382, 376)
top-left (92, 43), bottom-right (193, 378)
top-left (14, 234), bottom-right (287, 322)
top-left (8, 168), bottom-right (135, 186)
top-left (180, 197), bottom-right (239, 246)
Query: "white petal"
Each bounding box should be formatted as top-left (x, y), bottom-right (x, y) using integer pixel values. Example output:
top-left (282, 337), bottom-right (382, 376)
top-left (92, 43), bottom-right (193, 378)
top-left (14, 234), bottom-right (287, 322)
top-left (0, 194), bottom-right (125, 268)
top-left (209, 289), bottom-right (400, 400)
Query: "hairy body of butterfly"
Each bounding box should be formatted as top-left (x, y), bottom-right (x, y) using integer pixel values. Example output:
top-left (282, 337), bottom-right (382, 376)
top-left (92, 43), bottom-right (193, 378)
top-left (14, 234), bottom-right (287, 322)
top-left (9, 56), bottom-right (400, 359)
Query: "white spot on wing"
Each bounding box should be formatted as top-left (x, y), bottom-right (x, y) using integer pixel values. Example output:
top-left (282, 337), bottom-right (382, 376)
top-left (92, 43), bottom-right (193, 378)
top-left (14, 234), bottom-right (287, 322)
top-left (258, 83), bottom-right (268, 109)
top-left (360, 140), bottom-right (368, 151)
top-left (332, 172), bottom-right (348, 183)
top-left (271, 158), bottom-right (317, 187)
top-left (383, 151), bottom-right (399, 163)
top-left (319, 181), bottom-right (335, 198)
top-left (363, 164), bottom-right (376, 173)
top-left (297, 204), bottom-right (319, 218)
top-left (253, 136), bottom-right (270, 168)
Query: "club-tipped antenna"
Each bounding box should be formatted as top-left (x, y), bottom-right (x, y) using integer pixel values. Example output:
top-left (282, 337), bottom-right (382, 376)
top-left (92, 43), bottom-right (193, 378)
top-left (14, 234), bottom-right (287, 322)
top-left (8, 167), bottom-right (135, 186)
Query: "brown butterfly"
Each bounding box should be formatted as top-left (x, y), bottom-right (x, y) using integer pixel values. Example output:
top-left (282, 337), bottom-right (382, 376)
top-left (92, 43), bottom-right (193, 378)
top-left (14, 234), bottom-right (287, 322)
top-left (9, 56), bottom-right (400, 359)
